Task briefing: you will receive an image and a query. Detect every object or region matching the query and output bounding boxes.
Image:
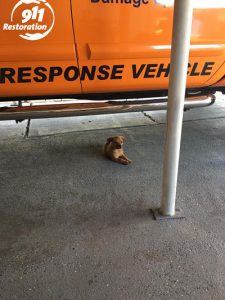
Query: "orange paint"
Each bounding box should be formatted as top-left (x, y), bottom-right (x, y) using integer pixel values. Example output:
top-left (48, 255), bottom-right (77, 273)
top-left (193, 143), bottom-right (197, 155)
top-left (0, 0), bottom-right (225, 99)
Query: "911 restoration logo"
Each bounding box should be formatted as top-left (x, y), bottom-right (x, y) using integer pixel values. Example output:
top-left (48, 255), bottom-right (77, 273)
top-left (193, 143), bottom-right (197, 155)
top-left (2, 0), bottom-right (55, 41)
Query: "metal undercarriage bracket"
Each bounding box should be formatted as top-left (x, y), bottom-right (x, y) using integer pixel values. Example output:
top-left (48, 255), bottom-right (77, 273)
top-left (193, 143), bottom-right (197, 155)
top-left (0, 94), bottom-right (215, 121)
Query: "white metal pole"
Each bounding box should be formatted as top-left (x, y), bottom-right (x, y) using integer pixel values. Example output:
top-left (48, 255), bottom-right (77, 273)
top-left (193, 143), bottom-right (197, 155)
top-left (160, 0), bottom-right (193, 216)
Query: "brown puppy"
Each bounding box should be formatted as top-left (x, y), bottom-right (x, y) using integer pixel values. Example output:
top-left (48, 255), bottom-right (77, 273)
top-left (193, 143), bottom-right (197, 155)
top-left (104, 135), bottom-right (131, 165)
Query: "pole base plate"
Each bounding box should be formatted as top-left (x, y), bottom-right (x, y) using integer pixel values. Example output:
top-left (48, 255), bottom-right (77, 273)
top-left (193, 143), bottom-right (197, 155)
top-left (151, 208), bottom-right (185, 221)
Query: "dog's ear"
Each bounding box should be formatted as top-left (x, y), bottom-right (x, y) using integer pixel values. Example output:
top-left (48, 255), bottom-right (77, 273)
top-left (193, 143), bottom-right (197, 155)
top-left (107, 137), bottom-right (114, 143)
top-left (120, 136), bottom-right (125, 142)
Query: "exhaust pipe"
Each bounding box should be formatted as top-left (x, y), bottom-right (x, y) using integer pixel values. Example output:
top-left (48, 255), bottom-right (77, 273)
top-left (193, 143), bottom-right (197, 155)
top-left (0, 94), bottom-right (215, 121)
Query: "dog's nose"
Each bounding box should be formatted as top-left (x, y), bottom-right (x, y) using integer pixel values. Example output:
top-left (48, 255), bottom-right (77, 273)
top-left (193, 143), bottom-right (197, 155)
top-left (117, 144), bottom-right (122, 149)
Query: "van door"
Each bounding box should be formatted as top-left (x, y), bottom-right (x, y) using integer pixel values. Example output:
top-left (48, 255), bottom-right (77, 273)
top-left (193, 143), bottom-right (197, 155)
top-left (0, 0), bottom-right (81, 98)
top-left (71, 0), bottom-right (225, 95)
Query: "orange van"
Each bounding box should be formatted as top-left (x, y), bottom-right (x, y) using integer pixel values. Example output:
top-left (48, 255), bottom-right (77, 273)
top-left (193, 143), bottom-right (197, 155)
top-left (0, 0), bottom-right (225, 103)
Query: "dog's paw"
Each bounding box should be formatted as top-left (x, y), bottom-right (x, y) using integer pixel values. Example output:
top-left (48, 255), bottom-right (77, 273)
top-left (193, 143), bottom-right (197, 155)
top-left (122, 160), bottom-right (130, 165)
top-left (124, 159), bottom-right (132, 164)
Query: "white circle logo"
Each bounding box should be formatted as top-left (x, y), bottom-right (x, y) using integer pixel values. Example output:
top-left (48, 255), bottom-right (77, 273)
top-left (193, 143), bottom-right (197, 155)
top-left (9, 0), bottom-right (55, 41)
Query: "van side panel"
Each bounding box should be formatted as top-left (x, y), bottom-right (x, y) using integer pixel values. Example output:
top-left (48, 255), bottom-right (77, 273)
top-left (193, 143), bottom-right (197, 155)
top-left (1, 1), bottom-right (225, 99)
top-left (0, 0), bottom-right (81, 98)
top-left (71, 1), bottom-right (225, 94)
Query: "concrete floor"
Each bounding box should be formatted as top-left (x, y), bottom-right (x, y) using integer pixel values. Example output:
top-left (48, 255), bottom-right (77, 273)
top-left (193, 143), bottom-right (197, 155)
top-left (0, 95), bottom-right (225, 300)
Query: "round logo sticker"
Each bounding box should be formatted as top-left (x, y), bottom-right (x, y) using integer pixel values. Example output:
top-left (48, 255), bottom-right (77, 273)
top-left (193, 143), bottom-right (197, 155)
top-left (8, 0), bottom-right (55, 41)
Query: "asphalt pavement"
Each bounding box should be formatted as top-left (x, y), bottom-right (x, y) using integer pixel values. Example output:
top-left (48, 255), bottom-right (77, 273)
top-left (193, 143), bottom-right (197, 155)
top-left (0, 94), bottom-right (225, 300)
